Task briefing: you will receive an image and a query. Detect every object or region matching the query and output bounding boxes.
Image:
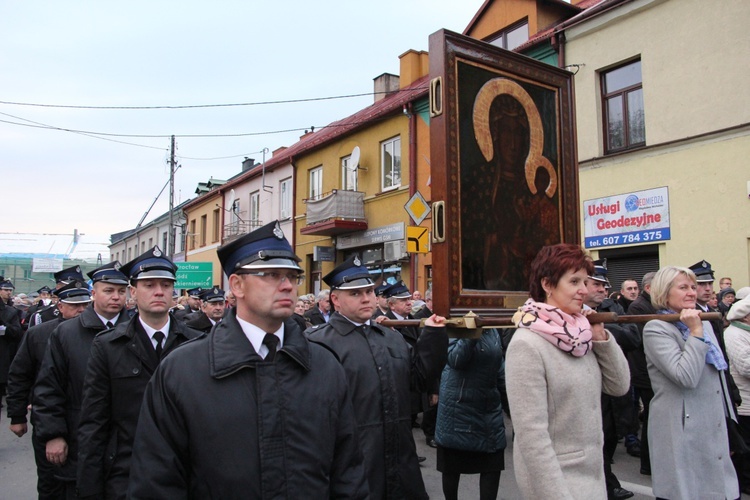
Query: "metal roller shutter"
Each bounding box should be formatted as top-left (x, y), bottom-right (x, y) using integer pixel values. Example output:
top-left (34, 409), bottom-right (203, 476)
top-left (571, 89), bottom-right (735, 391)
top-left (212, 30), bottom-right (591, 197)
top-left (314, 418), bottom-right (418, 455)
top-left (599, 244), bottom-right (660, 293)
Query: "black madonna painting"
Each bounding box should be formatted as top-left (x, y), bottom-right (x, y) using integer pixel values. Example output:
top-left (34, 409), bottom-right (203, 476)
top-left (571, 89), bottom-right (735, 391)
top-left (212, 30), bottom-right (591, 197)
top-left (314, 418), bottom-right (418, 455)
top-left (429, 30), bottom-right (579, 316)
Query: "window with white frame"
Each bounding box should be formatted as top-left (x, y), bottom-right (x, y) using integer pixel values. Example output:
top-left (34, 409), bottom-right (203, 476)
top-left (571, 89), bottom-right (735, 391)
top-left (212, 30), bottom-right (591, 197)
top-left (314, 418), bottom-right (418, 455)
top-left (280, 178), bottom-right (292, 219)
top-left (309, 166), bottom-right (323, 200)
top-left (250, 191), bottom-right (260, 229)
top-left (381, 136), bottom-right (401, 191)
top-left (341, 155), bottom-right (358, 191)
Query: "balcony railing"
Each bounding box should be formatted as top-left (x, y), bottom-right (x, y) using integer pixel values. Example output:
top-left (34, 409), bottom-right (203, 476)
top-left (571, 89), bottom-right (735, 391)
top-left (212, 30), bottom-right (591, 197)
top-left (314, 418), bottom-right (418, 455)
top-left (305, 190), bottom-right (365, 224)
top-left (223, 220), bottom-right (263, 243)
top-left (301, 190), bottom-right (367, 236)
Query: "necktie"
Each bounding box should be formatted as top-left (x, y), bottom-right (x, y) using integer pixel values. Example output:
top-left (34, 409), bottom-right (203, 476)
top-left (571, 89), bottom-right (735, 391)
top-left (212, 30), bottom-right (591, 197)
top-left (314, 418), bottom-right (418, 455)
top-left (105, 321), bottom-right (114, 329)
top-left (153, 331), bottom-right (165, 359)
top-left (262, 333), bottom-right (279, 361)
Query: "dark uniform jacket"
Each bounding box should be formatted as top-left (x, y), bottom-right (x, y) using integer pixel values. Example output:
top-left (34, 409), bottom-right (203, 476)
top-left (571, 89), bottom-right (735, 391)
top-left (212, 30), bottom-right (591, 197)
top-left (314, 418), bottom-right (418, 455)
top-left (6, 318), bottom-right (62, 425)
top-left (308, 312), bottom-right (448, 500)
top-left (172, 307), bottom-right (200, 322)
top-left (304, 306), bottom-right (328, 326)
top-left (28, 303), bottom-right (61, 327)
top-left (32, 305), bottom-right (128, 482)
top-left (127, 310), bottom-right (367, 499)
top-left (184, 311), bottom-right (217, 334)
top-left (626, 292), bottom-right (656, 389)
top-left (0, 298), bottom-right (23, 385)
top-left (76, 313), bottom-right (202, 499)
top-left (385, 310), bottom-right (426, 415)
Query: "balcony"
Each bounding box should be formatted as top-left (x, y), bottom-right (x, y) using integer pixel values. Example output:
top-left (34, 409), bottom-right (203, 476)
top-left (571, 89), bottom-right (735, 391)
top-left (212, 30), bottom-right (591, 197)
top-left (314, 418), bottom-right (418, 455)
top-left (301, 190), bottom-right (368, 236)
top-left (223, 220), bottom-right (264, 243)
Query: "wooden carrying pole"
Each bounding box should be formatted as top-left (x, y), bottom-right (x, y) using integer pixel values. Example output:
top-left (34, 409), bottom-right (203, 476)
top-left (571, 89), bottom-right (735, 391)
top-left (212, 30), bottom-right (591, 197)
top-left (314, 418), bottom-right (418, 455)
top-left (379, 311), bottom-right (722, 330)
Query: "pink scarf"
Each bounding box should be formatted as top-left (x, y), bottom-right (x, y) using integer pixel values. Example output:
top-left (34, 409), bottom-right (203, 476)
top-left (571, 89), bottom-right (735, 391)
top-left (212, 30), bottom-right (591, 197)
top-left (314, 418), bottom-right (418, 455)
top-left (512, 299), bottom-right (593, 357)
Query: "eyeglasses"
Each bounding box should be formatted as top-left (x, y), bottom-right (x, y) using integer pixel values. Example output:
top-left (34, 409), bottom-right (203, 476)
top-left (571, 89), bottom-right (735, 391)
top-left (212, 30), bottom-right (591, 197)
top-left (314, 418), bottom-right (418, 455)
top-left (240, 271), bottom-right (305, 286)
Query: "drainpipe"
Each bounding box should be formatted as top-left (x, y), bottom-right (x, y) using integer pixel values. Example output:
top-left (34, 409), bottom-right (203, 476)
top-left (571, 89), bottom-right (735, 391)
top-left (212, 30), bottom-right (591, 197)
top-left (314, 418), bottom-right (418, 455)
top-left (407, 101), bottom-right (418, 292)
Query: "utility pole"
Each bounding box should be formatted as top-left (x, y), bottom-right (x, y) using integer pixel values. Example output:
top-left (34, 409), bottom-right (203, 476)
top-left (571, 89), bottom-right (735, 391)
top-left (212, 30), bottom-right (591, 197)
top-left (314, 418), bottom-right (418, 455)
top-left (168, 135), bottom-right (176, 257)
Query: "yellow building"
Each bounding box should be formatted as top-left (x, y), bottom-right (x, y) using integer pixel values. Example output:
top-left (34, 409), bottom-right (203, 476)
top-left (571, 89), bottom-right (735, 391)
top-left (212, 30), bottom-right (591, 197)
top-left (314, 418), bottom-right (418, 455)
top-left (293, 51), bottom-right (433, 294)
top-left (180, 181), bottom-right (225, 288)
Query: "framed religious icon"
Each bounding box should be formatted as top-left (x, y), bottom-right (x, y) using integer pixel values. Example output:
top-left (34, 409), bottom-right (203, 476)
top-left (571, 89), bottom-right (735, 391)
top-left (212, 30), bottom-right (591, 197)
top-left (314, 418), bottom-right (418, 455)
top-left (428, 29), bottom-right (579, 318)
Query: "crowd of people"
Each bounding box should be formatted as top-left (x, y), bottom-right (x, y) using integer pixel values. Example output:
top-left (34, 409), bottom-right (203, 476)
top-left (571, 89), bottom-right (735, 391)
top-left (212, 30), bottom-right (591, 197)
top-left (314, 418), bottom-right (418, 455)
top-left (0, 226), bottom-right (749, 500)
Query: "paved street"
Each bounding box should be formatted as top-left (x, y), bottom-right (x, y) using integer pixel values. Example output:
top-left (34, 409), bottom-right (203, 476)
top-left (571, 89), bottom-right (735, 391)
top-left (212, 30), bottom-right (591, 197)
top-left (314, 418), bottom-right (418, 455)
top-left (2, 398), bottom-right (747, 499)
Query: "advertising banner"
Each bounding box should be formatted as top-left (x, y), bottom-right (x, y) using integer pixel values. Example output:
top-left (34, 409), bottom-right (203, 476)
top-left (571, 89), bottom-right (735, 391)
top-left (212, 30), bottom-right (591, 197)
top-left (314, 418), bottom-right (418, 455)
top-left (583, 187), bottom-right (670, 248)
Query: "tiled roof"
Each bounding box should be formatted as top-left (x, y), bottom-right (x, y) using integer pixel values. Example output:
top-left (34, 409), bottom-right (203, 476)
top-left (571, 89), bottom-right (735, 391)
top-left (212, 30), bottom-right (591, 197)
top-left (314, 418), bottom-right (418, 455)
top-left (514, 0), bottom-right (620, 51)
top-left (215, 76), bottom-right (430, 194)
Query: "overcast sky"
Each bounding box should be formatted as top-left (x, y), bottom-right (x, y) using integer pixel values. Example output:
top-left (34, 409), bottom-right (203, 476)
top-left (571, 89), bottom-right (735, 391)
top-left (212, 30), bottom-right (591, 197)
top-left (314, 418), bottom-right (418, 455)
top-left (1, 1), bottom-right (480, 240)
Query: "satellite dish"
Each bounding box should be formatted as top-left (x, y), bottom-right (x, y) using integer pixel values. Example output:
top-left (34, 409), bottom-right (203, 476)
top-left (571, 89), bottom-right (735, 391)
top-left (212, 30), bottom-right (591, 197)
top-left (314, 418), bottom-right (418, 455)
top-left (227, 189), bottom-right (236, 210)
top-left (348, 146), bottom-right (361, 172)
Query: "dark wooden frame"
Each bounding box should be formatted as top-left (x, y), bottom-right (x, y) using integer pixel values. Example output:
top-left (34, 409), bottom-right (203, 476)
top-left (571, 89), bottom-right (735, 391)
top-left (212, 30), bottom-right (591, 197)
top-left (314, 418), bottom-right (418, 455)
top-left (428, 29), bottom-right (579, 317)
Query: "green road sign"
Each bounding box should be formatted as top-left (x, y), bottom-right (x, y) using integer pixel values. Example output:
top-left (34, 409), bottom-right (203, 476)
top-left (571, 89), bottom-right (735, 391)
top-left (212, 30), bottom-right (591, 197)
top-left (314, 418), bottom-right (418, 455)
top-left (176, 262), bottom-right (213, 289)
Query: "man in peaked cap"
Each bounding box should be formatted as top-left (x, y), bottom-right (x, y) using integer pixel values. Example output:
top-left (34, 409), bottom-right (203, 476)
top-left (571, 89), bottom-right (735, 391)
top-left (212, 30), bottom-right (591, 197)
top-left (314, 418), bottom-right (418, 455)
top-left (76, 247), bottom-right (201, 500)
top-left (7, 280), bottom-right (91, 499)
top-left (306, 255), bottom-right (448, 499)
top-left (28, 265), bottom-right (87, 327)
top-left (0, 278), bottom-right (23, 405)
top-left (371, 282), bottom-right (391, 319)
top-left (688, 259), bottom-right (745, 473)
top-left (128, 222), bottom-right (367, 499)
top-left (173, 287), bottom-right (203, 322)
top-left (381, 281), bottom-right (432, 433)
top-left (184, 286), bottom-right (226, 333)
top-left (584, 259), bottom-right (639, 500)
top-left (690, 259), bottom-right (718, 313)
top-left (32, 262), bottom-right (130, 496)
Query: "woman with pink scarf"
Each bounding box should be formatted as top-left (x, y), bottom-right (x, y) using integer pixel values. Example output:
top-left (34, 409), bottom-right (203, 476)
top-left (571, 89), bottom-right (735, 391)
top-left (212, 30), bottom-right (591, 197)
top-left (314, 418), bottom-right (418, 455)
top-left (506, 243), bottom-right (630, 500)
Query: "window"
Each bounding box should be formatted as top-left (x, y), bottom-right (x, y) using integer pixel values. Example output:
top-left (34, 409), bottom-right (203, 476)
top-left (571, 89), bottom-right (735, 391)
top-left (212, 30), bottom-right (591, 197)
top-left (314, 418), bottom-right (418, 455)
top-left (128, 247), bottom-right (132, 261)
top-left (280, 178), bottom-right (292, 219)
top-left (488, 21), bottom-right (529, 51)
top-left (200, 215), bottom-right (207, 246)
top-left (212, 209), bottom-right (220, 242)
top-left (341, 155), bottom-right (358, 191)
top-left (189, 219), bottom-right (196, 250)
top-left (141, 241), bottom-right (146, 253)
top-left (148, 238), bottom-right (153, 248)
top-left (381, 136), bottom-right (401, 191)
top-left (309, 167), bottom-right (323, 200)
top-left (602, 60), bottom-right (645, 153)
top-left (180, 223), bottom-right (187, 252)
top-left (250, 191), bottom-right (260, 229)
top-left (162, 231), bottom-right (168, 252)
top-left (229, 199), bottom-right (240, 229)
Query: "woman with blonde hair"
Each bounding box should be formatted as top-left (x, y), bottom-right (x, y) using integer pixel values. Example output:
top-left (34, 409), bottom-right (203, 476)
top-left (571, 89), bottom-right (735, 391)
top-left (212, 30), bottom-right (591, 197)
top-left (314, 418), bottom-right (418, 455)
top-left (644, 265), bottom-right (738, 500)
top-left (506, 243), bottom-right (630, 499)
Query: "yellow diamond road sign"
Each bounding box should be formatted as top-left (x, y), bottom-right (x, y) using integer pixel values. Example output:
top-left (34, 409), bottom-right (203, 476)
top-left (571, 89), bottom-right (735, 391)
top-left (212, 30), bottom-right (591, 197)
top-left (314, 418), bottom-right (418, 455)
top-left (406, 226), bottom-right (430, 254)
top-left (404, 191), bottom-right (430, 225)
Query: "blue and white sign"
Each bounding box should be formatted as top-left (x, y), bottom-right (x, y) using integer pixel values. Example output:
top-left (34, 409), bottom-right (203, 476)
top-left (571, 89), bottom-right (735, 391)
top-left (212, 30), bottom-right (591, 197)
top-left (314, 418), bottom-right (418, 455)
top-left (583, 187), bottom-right (670, 249)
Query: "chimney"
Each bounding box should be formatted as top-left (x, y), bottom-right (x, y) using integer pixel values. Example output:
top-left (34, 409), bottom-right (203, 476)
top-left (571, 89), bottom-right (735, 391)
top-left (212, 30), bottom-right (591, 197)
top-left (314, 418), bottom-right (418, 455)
top-left (399, 50), bottom-right (429, 88)
top-left (242, 158), bottom-right (255, 172)
top-left (373, 73), bottom-right (400, 103)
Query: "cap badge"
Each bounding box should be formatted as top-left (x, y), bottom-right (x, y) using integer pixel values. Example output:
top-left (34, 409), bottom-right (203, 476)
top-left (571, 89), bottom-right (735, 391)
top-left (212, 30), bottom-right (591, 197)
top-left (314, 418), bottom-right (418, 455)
top-left (75, 266), bottom-right (81, 273)
top-left (273, 222), bottom-right (284, 240)
top-left (113, 262), bottom-right (121, 270)
top-left (213, 286), bottom-right (219, 294)
top-left (74, 281), bottom-right (83, 288)
top-left (702, 260), bottom-right (708, 268)
top-left (353, 256), bottom-right (361, 267)
top-left (153, 246), bottom-right (162, 257)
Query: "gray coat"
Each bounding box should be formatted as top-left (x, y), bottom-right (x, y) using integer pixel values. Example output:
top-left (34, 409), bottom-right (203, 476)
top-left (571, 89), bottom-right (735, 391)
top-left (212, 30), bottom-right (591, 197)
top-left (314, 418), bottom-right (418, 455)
top-left (644, 319), bottom-right (738, 500)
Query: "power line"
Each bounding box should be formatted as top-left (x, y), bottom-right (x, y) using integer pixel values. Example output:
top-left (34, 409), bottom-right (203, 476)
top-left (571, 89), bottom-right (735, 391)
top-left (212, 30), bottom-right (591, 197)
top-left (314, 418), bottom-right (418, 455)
top-left (0, 88), bottom-right (426, 110)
